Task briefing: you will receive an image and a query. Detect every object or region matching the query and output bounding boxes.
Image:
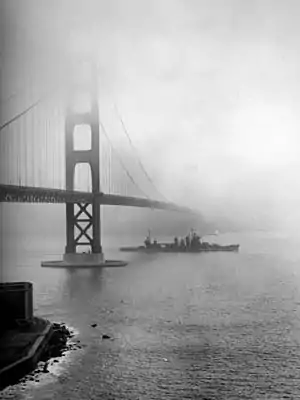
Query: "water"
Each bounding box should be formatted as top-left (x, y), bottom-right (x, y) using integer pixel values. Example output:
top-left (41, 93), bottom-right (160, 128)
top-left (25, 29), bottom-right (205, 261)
top-left (1, 229), bottom-right (300, 399)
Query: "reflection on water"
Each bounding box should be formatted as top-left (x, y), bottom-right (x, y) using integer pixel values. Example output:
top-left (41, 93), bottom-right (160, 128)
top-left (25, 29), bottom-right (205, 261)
top-left (2, 231), bottom-right (300, 399)
top-left (64, 268), bottom-right (104, 300)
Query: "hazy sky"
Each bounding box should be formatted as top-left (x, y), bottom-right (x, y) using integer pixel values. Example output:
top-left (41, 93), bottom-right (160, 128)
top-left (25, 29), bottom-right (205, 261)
top-left (2, 0), bottom-right (300, 231)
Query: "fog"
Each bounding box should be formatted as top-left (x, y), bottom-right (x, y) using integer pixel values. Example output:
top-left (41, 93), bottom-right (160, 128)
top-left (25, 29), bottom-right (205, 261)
top-left (2, 0), bottom-right (300, 235)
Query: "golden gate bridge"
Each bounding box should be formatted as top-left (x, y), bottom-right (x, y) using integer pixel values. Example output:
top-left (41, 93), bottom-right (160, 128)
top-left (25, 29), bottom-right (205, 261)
top-left (0, 60), bottom-right (199, 266)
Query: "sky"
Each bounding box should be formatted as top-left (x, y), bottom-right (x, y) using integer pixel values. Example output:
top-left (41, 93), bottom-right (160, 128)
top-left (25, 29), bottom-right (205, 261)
top-left (1, 0), bottom-right (300, 232)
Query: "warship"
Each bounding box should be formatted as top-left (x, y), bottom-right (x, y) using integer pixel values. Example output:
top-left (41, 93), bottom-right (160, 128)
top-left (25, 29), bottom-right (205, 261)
top-left (120, 230), bottom-right (239, 253)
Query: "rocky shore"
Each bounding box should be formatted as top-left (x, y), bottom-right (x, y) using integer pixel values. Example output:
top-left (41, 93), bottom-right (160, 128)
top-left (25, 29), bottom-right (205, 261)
top-left (0, 320), bottom-right (80, 390)
top-left (41, 323), bottom-right (76, 361)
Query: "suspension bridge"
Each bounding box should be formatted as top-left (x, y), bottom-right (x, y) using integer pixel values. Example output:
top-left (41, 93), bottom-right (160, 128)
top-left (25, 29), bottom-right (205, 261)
top-left (0, 60), bottom-right (198, 266)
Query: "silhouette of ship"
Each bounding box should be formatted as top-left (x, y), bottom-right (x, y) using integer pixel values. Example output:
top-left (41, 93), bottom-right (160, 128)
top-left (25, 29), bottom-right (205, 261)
top-left (120, 230), bottom-right (239, 253)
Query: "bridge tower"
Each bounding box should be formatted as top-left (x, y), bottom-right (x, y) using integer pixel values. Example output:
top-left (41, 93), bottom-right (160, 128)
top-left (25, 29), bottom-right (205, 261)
top-left (63, 61), bottom-right (104, 265)
top-left (41, 60), bottom-right (127, 267)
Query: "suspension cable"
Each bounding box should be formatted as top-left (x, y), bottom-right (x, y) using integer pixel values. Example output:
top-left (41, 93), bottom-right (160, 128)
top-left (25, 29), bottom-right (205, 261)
top-left (113, 102), bottom-right (168, 201)
top-left (0, 80), bottom-right (65, 133)
top-left (99, 120), bottom-right (149, 199)
top-left (0, 97), bottom-right (43, 132)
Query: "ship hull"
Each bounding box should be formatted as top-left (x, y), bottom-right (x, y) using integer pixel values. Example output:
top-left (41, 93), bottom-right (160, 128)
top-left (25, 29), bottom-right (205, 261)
top-left (120, 245), bottom-right (239, 253)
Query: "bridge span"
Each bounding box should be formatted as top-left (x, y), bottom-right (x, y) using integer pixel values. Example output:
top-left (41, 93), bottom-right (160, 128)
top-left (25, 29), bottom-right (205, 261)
top-left (0, 184), bottom-right (195, 214)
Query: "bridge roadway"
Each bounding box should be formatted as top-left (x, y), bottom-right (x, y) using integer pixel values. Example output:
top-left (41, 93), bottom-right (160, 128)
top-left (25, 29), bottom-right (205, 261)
top-left (0, 184), bottom-right (194, 214)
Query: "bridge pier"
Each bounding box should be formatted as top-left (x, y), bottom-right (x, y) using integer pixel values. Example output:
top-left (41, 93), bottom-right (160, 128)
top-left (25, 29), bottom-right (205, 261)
top-left (63, 253), bottom-right (104, 264)
top-left (41, 60), bottom-right (126, 268)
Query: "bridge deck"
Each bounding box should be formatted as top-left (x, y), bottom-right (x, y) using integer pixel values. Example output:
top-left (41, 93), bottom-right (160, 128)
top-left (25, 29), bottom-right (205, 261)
top-left (0, 184), bottom-right (194, 213)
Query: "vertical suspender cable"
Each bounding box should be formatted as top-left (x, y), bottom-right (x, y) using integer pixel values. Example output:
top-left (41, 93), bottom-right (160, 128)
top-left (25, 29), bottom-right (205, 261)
top-left (52, 106), bottom-right (55, 188)
top-left (124, 168), bottom-right (127, 197)
top-left (1, 133), bottom-right (5, 184)
top-left (19, 116), bottom-right (23, 186)
top-left (122, 172), bottom-right (127, 196)
top-left (43, 102), bottom-right (47, 188)
top-left (0, 203), bottom-right (3, 282)
top-left (34, 105), bottom-right (38, 186)
top-left (5, 132), bottom-right (8, 184)
top-left (101, 135), bottom-right (105, 192)
top-left (39, 103), bottom-right (43, 187)
top-left (7, 130), bottom-right (9, 184)
top-left (4, 133), bottom-right (7, 184)
top-left (110, 144), bottom-right (113, 194)
top-left (24, 113), bottom-right (28, 186)
top-left (60, 99), bottom-right (65, 190)
top-left (45, 104), bottom-right (50, 187)
top-left (35, 106), bottom-right (38, 187)
top-left (51, 105), bottom-right (54, 188)
top-left (100, 120), bottom-right (148, 198)
top-left (30, 107), bottom-right (34, 187)
top-left (0, 130), bottom-right (3, 183)
top-left (45, 109), bottom-right (49, 187)
top-left (42, 100), bottom-right (46, 188)
top-left (113, 103), bottom-right (168, 202)
top-left (10, 126), bottom-right (14, 185)
top-left (53, 102), bottom-right (56, 188)
top-left (37, 104), bottom-right (41, 187)
top-left (16, 122), bottom-right (20, 185)
top-left (0, 92), bottom-right (51, 188)
top-left (30, 109), bottom-right (34, 186)
top-left (7, 127), bottom-right (11, 184)
top-left (108, 140), bottom-right (112, 194)
top-left (57, 98), bottom-right (63, 190)
top-left (105, 136), bottom-right (108, 193)
top-left (12, 127), bottom-right (15, 184)
top-left (54, 101), bottom-right (58, 188)
top-left (56, 99), bottom-right (62, 190)
top-left (100, 132), bottom-right (105, 192)
top-left (33, 106), bottom-right (36, 187)
top-left (107, 138), bottom-right (109, 193)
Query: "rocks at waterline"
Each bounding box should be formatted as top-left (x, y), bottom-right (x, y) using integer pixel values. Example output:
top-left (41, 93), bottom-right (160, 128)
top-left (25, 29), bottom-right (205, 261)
top-left (102, 334), bottom-right (111, 340)
top-left (41, 323), bottom-right (77, 362)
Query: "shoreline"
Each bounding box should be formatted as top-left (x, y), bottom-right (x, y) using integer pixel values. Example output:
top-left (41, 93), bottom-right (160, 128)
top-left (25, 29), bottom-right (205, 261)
top-left (0, 319), bottom-right (77, 391)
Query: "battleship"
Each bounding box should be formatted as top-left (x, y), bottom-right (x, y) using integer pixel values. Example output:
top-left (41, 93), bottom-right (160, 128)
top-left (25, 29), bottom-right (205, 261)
top-left (120, 230), bottom-right (239, 253)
